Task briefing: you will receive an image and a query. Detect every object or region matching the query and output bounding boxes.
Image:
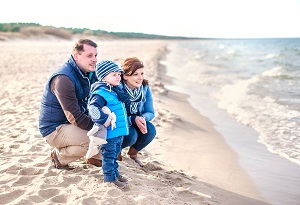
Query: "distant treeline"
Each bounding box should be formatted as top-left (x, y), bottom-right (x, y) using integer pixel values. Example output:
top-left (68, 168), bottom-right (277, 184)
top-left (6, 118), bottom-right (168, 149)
top-left (0, 22), bottom-right (197, 40)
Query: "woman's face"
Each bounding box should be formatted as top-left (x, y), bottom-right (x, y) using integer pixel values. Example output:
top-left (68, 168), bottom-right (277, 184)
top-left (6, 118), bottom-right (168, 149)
top-left (123, 68), bottom-right (144, 90)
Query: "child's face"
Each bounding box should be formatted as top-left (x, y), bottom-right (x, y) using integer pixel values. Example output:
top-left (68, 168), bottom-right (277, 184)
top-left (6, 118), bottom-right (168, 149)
top-left (102, 72), bottom-right (122, 86)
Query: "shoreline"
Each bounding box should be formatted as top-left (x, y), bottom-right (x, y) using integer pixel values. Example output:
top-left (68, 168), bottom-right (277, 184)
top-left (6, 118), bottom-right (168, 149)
top-left (147, 58), bottom-right (269, 203)
top-left (157, 39), bottom-right (300, 205)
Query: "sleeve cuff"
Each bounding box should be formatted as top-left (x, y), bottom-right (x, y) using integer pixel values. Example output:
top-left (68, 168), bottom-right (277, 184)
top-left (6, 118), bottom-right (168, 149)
top-left (131, 115), bottom-right (137, 126)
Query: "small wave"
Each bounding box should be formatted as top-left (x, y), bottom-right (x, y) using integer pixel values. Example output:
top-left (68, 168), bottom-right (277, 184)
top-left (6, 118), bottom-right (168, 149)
top-left (265, 53), bottom-right (278, 59)
top-left (262, 66), bottom-right (284, 77)
top-left (219, 44), bottom-right (225, 49)
top-left (262, 66), bottom-right (293, 79)
top-left (227, 49), bottom-right (236, 55)
top-left (193, 51), bottom-right (203, 60)
top-left (217, 76), bottom-right (300, 166)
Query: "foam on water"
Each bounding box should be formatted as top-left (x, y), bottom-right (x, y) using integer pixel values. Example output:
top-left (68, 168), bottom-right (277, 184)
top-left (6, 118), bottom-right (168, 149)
top-left (216, 73), bottom-right (300, 166)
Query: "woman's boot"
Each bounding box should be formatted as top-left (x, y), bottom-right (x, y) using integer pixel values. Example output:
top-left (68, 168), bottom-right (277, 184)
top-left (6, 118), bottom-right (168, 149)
top-left (127, 146), bottom-right (144, 167)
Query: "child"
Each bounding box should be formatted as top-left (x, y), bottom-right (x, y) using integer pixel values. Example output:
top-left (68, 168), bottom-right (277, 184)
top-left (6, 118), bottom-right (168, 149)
top-left (88, 60), bottom-right (129, 189)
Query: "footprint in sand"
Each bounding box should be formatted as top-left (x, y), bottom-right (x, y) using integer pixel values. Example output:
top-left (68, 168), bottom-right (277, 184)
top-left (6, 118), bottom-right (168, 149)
top-left (44, 169), bottom-right (60, 177)
top-left (0, 189), bottom-right (25, 204)
top-left (18, 158), bottom-right (34, 163)
top-left (156, 187), bottom-right (172, 198)
top-left (81, 197), bottom-right (98, 204)
top-left (34, 162), bottom-right (49, 167)
top-left (102, 184), bottom-right (124, 197)
top-left (38, 188), bottom-right (59, 199)
top-left (19, 167), bottom-right (43, 175)
top-left (50, 194), bottom-right (68, 204)
top-left (27, 144), bottom-right (43, 152)
top-left (9, 144), bottom-right (20, 149)
top-left (143, 162), bottom-right (162, 171)
top-left (176, 188), bottom-right (211, 203)
top-left (12, 176), bottom-right (34, 186)
top-left (0, 144), bottom-right (4, 153)
top-left (27, 195), bottom-right (45, 203)
top-left (59, 175), bottom-right (82, 185)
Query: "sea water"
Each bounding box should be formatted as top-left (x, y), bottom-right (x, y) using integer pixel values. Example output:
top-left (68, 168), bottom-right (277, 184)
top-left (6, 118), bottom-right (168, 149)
top-left (161, 38), bottom-right (300, 204)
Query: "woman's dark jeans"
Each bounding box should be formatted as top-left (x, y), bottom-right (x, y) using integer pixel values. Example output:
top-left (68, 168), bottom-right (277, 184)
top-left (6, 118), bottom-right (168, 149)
top-left (121, 121), bottom-right (156, 151)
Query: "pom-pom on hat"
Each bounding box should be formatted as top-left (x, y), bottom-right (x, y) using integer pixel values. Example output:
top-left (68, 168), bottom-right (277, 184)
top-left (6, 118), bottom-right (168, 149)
top-left (96, 60), bottom-right (124, 81)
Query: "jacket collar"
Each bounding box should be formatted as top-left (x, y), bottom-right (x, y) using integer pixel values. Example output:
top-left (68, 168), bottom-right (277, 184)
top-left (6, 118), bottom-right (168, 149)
top-left (68, 55), bottom-right (87, 78)
top-left (91, 81), bottom-right (114, 93)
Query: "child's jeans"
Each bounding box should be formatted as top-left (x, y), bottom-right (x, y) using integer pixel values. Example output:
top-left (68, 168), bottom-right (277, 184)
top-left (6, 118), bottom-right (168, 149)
top-left (101, 136), bottom-right (123, 182)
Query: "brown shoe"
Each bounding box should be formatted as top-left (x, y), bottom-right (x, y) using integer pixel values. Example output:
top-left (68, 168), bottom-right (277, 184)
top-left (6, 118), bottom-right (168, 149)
top-left (50, 149), bottom-right (74, 170)
top-left (127, 146), bottom-right (144, 167)
top-left (118, 175), bottom-right (128, 184)
top-left (86, 158), bottom-right (102, 167)
top-left (129, 154), bottom-right (144, 167)
top-left (105, 180), bottom-right (127, 189)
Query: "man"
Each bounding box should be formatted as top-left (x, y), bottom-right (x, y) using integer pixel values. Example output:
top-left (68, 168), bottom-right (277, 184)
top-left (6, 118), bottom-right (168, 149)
top-left (39, 39), bottom-right (102, 170)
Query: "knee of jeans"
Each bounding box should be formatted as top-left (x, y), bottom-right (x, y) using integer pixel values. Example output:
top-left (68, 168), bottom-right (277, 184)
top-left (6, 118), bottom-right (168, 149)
top-left (146, 123), bottom-right (156, 136)
top-left (123, 131), bottom-right (138, 147)
top-left (126, 135), bottom-right (137, 146)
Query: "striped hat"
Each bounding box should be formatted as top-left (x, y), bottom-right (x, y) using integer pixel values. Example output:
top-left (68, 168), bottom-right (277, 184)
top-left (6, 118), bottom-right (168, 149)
top-left (96, 60), bottom-right (124, 81)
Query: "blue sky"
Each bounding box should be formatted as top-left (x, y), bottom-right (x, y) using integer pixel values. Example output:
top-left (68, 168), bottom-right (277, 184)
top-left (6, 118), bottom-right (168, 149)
top-left (1, 0), bottom-right (300, 38)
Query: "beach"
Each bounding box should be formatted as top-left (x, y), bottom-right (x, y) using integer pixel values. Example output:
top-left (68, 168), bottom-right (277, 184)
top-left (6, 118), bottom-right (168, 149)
top-left (0, 37), bottom-right (273, 205)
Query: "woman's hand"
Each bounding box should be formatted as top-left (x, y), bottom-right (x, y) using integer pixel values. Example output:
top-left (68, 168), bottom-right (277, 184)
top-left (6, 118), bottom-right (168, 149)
top-left (135, 116), bottom-right (147, 134)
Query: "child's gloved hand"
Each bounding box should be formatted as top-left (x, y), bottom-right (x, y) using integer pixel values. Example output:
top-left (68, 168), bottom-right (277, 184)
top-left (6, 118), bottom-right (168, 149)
top-left (102, 106), bottom-right (117, 130)
top-left (102, 106), bottom-right (111, 115)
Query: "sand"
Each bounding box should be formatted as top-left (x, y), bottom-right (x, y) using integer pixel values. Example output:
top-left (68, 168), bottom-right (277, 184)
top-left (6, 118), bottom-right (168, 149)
top-left (0, 38), bottom-right (271, 205)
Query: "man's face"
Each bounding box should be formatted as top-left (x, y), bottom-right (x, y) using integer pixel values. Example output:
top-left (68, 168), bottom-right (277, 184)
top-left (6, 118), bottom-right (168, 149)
top-left (74, 44), bottom-right (97, 73)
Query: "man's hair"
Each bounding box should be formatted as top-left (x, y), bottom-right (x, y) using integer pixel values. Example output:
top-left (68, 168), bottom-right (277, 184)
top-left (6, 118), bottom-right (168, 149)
top-left (72, 39), bottom-right (98, 54)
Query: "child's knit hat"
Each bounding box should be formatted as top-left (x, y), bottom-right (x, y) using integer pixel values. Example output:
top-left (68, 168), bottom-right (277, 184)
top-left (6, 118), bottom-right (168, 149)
top-left (96, 60), bottom-right (124, 81)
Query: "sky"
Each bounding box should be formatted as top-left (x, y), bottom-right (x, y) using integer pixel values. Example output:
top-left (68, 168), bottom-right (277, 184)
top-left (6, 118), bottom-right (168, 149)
top-left (1, 0), bottom-right (300, 38)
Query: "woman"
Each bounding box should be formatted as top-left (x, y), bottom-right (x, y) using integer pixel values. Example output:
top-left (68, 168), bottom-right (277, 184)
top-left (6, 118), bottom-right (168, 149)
top-left (119, 57), bottom-right (156, 166)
